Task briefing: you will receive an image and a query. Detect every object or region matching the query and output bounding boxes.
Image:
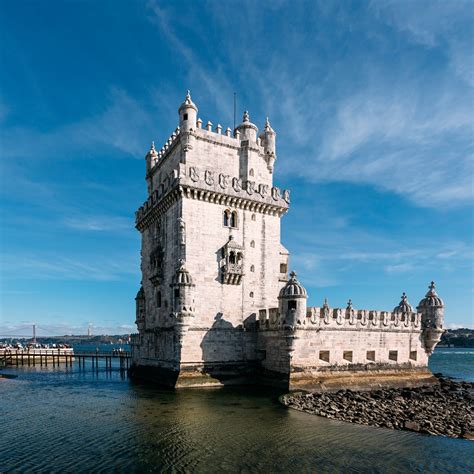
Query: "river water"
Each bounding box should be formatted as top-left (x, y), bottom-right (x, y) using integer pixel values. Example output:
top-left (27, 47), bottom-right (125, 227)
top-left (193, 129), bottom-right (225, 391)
top-left (1, 347), bottom-right (473, 473)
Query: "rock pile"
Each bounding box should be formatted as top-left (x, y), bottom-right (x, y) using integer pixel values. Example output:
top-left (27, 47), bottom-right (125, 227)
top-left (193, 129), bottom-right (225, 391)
top-left (282, 377), bottom-right (473, 439)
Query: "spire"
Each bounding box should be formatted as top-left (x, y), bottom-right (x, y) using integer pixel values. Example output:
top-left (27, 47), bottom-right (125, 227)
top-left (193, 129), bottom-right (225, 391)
top-left (264, 117), bottom-right (275, 133)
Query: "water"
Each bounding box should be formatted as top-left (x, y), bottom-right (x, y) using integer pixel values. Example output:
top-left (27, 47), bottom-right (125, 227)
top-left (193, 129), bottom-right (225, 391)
top-left (1, 348), bottom-right (473, 473)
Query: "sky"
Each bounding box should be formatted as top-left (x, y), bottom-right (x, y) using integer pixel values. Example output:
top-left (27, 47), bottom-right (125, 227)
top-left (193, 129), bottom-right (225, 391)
top-left (0, 0), bottom-right (473, 336)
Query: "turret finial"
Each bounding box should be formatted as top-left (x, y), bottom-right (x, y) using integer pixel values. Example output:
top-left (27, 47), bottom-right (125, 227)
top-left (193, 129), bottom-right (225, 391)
top-left (243, 110), bottom-right (250, 123)
top-left (264, 117), bottom-right (271, 130)
top-left (323, 297), bottom-right (329, 308)
top-left (426, 281), bottom-right (438, 297)
top-left (347, 299), bottom-right (353, 310)
top-left (289, 270), bottom-right (297, 280)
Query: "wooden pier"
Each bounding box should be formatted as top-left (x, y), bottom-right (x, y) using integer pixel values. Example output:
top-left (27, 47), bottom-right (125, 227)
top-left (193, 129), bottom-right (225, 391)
top-left (0, 349), bottom-right (131, 371)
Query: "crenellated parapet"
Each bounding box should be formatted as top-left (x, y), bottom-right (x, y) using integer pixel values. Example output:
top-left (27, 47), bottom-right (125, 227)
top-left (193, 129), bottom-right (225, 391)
top-left (258, 305), bottom-right (422, 331)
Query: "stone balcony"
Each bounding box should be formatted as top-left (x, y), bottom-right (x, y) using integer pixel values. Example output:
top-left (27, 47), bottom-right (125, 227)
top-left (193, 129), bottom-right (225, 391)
top-left (222, 263), bottom-right (243, 285)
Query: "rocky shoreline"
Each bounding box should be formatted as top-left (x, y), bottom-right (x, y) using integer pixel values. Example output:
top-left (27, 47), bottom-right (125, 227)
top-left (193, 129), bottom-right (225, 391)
top-left (282, 375), bottom-right (473, 440)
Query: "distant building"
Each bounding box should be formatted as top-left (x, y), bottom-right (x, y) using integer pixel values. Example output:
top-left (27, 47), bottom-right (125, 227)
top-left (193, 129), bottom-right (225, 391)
top-left (130, 92), bottom-right (444, 391)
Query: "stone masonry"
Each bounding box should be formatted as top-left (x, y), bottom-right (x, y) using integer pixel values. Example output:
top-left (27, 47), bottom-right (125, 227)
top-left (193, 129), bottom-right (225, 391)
top-left (129, 92), bottom-right (445, 391)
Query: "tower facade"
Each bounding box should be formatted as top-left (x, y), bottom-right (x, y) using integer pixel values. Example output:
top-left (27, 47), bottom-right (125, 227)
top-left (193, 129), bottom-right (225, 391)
top-left (130, 92), bottom-right (444, 391)
top-left (130, 92), bottom-right (290, 386)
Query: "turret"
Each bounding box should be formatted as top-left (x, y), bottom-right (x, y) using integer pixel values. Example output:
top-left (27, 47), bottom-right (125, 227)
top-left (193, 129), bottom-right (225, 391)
top-left (278, 271), bottom-right (307, 329)
top-left (235, 111), bottom-right (258, 144)
top-left (135, 286), bottom-right (146, 331)
top-left (393, 292), bottom-right (414, 314)
top-left (417, 281), bottom-right (445, 355)
top-left (259, 117), bottom-right (276, 172)
top-left (145, 141), bottom-right (158, 174)
top-left (178, 90), bottom-right (198, 131)
top-left (170, 262), bottom-right (196, 325)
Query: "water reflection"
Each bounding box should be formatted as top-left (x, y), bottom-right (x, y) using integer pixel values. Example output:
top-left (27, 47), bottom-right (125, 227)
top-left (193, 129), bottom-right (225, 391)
top-left (1, 362), bottom-right (473, 473)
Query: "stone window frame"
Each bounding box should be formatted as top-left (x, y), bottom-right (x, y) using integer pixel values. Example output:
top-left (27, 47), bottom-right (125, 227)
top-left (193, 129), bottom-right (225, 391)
top-left (366, 350), bottom-right (375, 361)
top-left (409, 350), bottom-right (417, 361)
top-left (389, 350), bottom-right (398, 362)
top-left (343, 350), bottom-right (353, 362)
top-left (250, 264), bottom-right (255, 272)
top-left (319, 350), bottom-right (330, 363)
top-left (223, 208), bottom-right (238, 229)
top-left (250, 240), bottom-right (255, 248)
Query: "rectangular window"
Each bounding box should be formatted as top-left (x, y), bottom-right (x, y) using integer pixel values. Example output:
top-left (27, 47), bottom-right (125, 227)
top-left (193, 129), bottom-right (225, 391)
top-left (366, 350), bottom-right (375, 361)
top-left (174, 289), bottom-right (180, 298)
top-left (410, 351), bottom-right (417, 361)
top-left (288, 300), bottom-right (297, 310)
top-left (389, 350), bottom-right (398, 362)
top-left (319, 350), bottom-right (330, 363)
top-left (280, 263), bottom-right (288, 274)
top-left (343, 351), bottom-right (353, 362)
top-left (183, 113), bottom-right (188, 121)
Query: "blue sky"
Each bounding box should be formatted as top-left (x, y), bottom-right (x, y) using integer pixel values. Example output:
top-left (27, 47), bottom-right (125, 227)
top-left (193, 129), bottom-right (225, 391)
top-left (0, 0), bottom-right (473, 336)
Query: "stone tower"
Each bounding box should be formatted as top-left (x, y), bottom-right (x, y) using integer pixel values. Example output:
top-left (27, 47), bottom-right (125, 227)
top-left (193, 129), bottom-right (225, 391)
top-left (130, 92), bottom-right (291, 386)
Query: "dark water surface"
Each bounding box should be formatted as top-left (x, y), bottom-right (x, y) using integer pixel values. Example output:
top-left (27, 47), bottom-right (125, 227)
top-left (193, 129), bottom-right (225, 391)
top-left (1, 348), bottom-right (473, 473)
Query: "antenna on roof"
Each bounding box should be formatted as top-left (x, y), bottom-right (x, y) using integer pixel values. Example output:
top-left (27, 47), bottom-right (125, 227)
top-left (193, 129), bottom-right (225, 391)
top-left (233, 92), bottom-right (236, 133)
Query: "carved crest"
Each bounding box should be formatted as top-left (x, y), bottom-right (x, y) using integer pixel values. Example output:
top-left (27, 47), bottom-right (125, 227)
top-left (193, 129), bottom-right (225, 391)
top-left (205, 170), bottom-right (215, 186)
top-left (232, 177), bottom-right (242, 192)
top-left (258, 184), bottom-right (269, 196)
top-left (271, 186), bottom-right (280, 201)
top-left (189, 167), bottom-right (199, 182)
top-left (246, 180), bottom-right (255, 195)
top-left (219, 173), bottom-right (229, 189)
top-left (283, 189), bottom-right (290, 203)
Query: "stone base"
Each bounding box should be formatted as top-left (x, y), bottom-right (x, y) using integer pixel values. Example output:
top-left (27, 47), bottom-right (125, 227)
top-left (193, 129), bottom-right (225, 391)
top-left (128, 363), bottom-right (179, 388)
top-left (129, 361), bottom-right (257, 388)
top-left (287, 366), bottom-right (439, 392)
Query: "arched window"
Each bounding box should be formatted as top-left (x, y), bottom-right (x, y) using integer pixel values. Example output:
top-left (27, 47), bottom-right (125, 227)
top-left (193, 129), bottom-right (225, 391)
top-left (237, 252), bottom-right (243, 264)
top-left (230, 211), bottom-right (237, 228)
top-left (223, 209), bottom-right (230, 227)
top-left (249, 291), bottom-right (254, 298)
top-left (229, 251), bottom-right (236, 264)
top-left (250, 265), bottom-right (255, 272)
top-left (251, 214), bottom-right (256, 221)
top-left (157, 291), bottom-right (162, 308)
top-left (250, 240), bottom-right (255, 248)
top-left (249, 168), bottom-right (254, 177)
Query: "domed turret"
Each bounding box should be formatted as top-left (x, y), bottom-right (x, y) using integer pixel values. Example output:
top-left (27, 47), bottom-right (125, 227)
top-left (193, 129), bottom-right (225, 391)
top-left (417, 281), bottom-right (445, 355)
top-left (259, 117), bottom-right (276, 172)
top-left (170, 262), bottom-right (195, 319)
top-left (393, 292), bottom-right (414, 313)
top-left (145, 141), bottom-right (158, 174)
top-left (235, 111), bottom-right (258, 143)
top-left (278, 271), bottom-right (307, 328)
top-left (178, 90), bottom-right (198, 131)
top-left (417, 281), bottom-right (444, 310)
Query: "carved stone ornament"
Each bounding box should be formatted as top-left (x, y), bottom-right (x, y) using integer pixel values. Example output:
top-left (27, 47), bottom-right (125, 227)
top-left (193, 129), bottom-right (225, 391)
top-left (246, 180), bottom-right (255, 195)
top-left (233, 177), bottom-right (242, 192)
top-left (205, 170), bottom-right (215, 186)
top-left (219, 173), bottom-right (229, 189)
top-left (189, 167), bottom-right (199, 182)
top-left (283, 189), bottom-right (290, 203)
top-left (336, 308), bottom-right (343, 325)
top-left (360, 310), bottom-right (368, 326)
top-left (259, 184), bottom-right (269, 196)
top-left (383, 312), bottom-right (389, 326)
top-left (271, 186), bottom-right (280, 201)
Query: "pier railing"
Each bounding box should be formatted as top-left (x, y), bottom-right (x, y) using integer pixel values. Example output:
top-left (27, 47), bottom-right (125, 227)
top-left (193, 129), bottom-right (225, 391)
top-left (0, 349), bottom-right (131, 370)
